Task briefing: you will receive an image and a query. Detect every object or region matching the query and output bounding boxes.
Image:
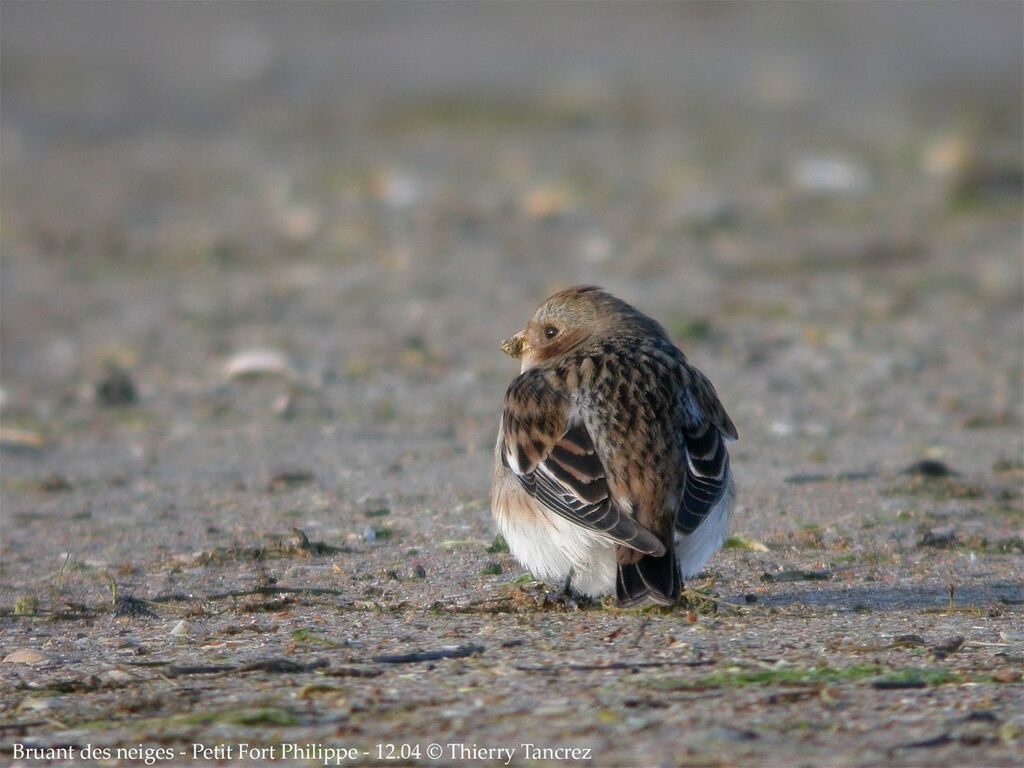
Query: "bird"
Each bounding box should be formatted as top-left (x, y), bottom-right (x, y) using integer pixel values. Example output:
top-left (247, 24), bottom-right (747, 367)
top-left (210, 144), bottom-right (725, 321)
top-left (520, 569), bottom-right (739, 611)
top-left (491, 286), bottom-right (737, 607)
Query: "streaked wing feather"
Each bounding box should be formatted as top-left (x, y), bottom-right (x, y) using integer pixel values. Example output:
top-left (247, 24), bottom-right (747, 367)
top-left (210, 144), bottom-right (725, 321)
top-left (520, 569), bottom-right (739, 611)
top-left (682, 364), bottom-right (737, 440)
top-left (500, 371), bottom-right (568, 475)
top-left (502, 373), bottom-right (663, 555)
top-left (676, 388), bottom-right (732, 535)
top-left (515, 459), bottom-right (664, 555)
top-left (675, 374), bottom-right (733, 536)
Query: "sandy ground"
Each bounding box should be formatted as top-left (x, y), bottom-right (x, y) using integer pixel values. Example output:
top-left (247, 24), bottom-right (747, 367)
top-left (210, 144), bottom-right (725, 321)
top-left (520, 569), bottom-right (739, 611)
top-left (2, 4), bottom-right (1022, 767)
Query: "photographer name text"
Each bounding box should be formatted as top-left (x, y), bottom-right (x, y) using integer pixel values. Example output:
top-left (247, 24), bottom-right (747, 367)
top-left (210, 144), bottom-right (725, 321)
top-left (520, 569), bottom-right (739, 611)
top-left (13, 741), bottom-right (592, 765)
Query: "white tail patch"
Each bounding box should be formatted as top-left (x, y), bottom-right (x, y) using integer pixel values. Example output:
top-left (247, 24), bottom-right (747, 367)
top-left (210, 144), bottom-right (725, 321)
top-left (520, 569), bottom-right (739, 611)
top-left (674, 476), bottom-right (734, 579)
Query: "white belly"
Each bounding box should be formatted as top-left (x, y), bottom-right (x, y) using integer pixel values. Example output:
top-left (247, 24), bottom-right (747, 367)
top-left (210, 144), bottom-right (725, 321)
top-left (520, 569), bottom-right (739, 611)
top-left (494, 497), bottom-right (617, 598)
top-left (492, 450), bottom-right (734, 596)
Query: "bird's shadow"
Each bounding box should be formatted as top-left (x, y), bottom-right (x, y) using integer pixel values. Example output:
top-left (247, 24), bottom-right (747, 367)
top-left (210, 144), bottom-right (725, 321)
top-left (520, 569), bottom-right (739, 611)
top-left (731, 581), bottom-right (1023, 613)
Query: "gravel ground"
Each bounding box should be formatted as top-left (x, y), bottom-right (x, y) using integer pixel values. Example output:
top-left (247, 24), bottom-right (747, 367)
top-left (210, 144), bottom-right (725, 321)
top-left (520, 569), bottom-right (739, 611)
top-left (2, 4), bottom-right (1022, 767)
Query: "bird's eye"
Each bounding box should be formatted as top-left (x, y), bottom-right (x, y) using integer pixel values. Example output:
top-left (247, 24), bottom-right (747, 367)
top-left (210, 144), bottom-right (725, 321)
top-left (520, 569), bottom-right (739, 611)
top-left (545, 326), bottom-right (559, 339)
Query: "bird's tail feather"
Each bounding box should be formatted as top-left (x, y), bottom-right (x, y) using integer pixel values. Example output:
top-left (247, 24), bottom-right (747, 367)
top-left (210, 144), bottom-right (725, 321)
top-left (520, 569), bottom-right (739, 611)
top-left (616, 547), bottom-right (680, 607)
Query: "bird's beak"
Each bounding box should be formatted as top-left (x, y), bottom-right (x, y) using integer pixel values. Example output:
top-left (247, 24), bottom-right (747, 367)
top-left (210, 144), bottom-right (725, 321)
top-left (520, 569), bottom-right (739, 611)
top-left (500, 333), bottom-right (526, 359)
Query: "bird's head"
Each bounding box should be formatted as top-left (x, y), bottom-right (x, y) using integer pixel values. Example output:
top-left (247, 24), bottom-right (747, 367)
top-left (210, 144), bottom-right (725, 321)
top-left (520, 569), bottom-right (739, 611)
top-left (501, 285), bottom-right (652, 371)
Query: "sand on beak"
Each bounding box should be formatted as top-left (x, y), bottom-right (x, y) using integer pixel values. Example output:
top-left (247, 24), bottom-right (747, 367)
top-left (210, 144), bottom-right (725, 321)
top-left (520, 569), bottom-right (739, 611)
top-left (500, 334), bottom-right (525, 358)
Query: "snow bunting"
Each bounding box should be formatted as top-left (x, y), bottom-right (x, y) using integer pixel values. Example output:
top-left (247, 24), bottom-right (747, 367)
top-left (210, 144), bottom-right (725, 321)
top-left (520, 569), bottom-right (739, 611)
top-left (491, 286), bottom-right (737, 606)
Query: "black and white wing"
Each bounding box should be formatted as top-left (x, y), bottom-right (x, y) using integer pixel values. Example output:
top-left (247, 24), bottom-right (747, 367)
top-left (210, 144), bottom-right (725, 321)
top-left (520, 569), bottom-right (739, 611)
top-left (501, 371), bottom-right (665, 556)
top-left (675, 368), bottom-right (736, 535)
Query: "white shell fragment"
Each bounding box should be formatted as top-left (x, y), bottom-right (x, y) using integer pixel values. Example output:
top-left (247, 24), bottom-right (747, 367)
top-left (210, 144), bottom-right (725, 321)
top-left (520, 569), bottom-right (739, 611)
top-left (789, 154), bottom-right (871, 196)
top-left (169, 620), bottom-right (192, 637)
top-left (223, 350), bottom-right (294, 381)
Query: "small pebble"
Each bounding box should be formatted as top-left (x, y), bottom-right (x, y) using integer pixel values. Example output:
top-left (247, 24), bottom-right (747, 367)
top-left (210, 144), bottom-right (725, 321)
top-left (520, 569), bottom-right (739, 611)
top-left (0, 428), bottom-right (45, 452)
top-left (96, 366), bottom-right (138, 406)
top-left (266, 469), bottom-right (314, 492)
top-left (115, 595), bottom-right (158, 619)
top-left (170, 620), bottom-right (191, 637)
top-left (918, 528), bottom-right (957, 549)
top-left (902, 459), bottom-right (956, 477)
top-left (360, 496), bottom-right (391, 517)
top-left (993, 668), bottom-right (1022, 684)
top-left (273, 393), bottom-right (296, 419)
top-left (101, 669), bottom-right (134, 684)
top-left (922, 133), bottom-right (975, 179)
top-left (370, 168), bottom-right (422, 209)
top-left (19, 698), bottom-right (58, 712)
top-left (38, 474), bottom-right (73, 492)
top-left (3, 649), bottom-right (48, 664)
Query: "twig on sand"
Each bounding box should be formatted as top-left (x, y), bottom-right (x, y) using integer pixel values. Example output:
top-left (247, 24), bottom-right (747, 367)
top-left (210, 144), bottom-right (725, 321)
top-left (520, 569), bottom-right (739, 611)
top-left (165, 658), bottom-right (331, 677)
top-left (514, 658), bottom-right (715, 673)
top-left (372, 644), bottom-right (485, 664)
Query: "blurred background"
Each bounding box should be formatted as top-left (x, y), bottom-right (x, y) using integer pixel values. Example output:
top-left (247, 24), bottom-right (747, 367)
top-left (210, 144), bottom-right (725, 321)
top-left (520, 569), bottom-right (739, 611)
top-left (2, 6), bottom-right (1023, 761)
top-left (2, 1), bottom-right (1021, 556)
